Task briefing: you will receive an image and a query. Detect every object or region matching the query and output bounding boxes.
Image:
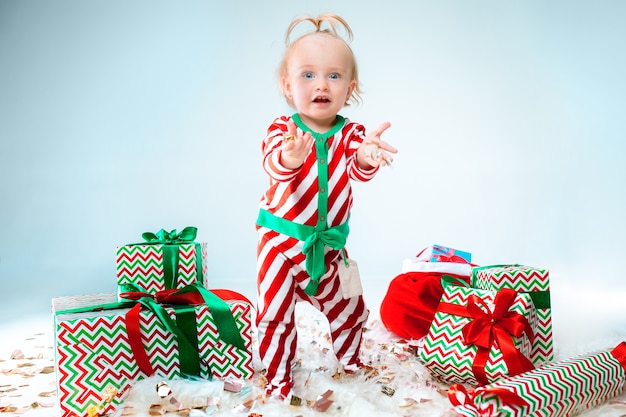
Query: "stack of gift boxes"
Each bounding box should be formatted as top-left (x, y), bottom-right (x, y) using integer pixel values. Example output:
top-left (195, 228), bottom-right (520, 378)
top-left (51, 227), bottom-right (254, 417)
top-left (400, 245), bottom-right (626, 417)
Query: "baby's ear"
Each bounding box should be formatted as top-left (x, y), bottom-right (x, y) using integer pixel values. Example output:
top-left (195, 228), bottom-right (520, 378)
top-left (345, 79), bottom-right (357, 104)
top-left (282, 78), bottom-right (296, 108)
top-left (281, 76), bottom-right (292, 98)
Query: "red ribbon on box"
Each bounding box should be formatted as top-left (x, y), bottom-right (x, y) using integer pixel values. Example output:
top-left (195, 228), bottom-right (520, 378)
top-left (611, 342), bottom-right (626, 369)
top-left (416, 246), bottom-right (472, 264)
top-left (437, 288), bottom-right (535, 385)
top-left (448, 384), bottom-right (529, 416)
top-left (121, 283), bottom-right (250, 377)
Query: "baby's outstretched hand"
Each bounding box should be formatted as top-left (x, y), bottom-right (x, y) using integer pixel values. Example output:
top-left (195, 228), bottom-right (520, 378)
top-left (358, 121), bottom-right (397, 168)
top-left (280, 120), bottom-right (314, 169)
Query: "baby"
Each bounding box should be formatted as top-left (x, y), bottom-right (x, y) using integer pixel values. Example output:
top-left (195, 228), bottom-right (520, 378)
top-left (255, 13), bottom-right (397, 400)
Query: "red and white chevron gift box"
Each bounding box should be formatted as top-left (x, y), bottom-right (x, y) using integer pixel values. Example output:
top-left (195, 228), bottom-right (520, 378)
top-left (419, 284), bottom-right (538, 386)
top-left (52, 292), bottom-right (253, 417)
top-left (472, 264), bottom-right (553, 364)
top-left (449, 341), bottom-right (626, 417)
top-left (115, 241), bottom-right (208, 301)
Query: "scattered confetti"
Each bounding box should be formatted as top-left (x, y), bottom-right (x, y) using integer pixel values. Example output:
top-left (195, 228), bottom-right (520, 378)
top-left (86, 405), bottom-right (99, 417)
top-left (40, 366), bottom-right (55, 374)
top-left (381, 385), bottom-right (395, 397)
top-left (312, 390), bottom-right (334, 412)
top-left (0, 388), bottom-right (17, 395)
top-left (223, 379), bottom-right (244, 393)
top-left (16, 363), bottom-right (35, 368)
top-left (148, 403), bottom-right (164, 416)
top-left (289, 395), bottom-right (302, 407)
top-left (206, 396), bottom-right (221, 407)
top-left (398, 398), bottom-right (418, 408)
top-left (156, 381), bottom-right (172, 399)
top-left (232, 398), bottom-right (254, 413)
top-left (10, 351), bottom-right (24, 360)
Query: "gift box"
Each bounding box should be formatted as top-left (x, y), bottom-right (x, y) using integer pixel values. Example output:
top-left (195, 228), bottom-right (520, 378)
top-left (472, 264), bottom-right (553, 364)
top-left (403, 245), bottom-right (473, 277)
top-left (416, 244), bottom-right (472, 263)
top-left (449, 341), bottom-right (626, 417)
top-left (116, 227), bottom-right (208, 301)
top-left (419, 283), bottom-right (537, 386)
top-left (52, 286), bottom-right (253, 417)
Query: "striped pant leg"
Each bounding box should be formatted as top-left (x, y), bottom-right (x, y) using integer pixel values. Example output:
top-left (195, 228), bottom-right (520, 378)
top-left (255, 230), bottom-right (303, 399)
top-left (311, 252), bottom-right (369, 371)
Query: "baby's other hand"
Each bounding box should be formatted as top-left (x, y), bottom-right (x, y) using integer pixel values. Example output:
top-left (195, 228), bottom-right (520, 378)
top-left (358, 121), bottom-right (397, 168)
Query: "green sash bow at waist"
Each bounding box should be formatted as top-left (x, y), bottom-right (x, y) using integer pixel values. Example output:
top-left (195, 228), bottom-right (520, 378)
top-left (257, 209), bottom-right (349, 296)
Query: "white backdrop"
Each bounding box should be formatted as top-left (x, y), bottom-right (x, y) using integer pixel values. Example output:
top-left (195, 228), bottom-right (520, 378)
top-left (1, 1), bottom-right (625, 345)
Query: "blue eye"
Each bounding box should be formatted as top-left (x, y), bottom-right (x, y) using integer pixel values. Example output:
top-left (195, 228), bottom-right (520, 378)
top-left (303, 72), bottom-right (315, 79)
top-left (329, 73), bottom-right (340, 79)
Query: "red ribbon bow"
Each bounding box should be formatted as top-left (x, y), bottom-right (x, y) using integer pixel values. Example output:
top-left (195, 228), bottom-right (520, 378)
top-left (121, 287), bottom-right (252, 307)
top-left (432, 246), bottom-right (470, 264)
top-left (464, 288), bottom-right (535, 385)
top-left (434, 253), bottom-right (472, 264)
top-left (449, 383), bottom-right (529, 416)
top-left (438, 288), bottom-right (535, 385)
top-left (417, 246), bottom-right (472, 264)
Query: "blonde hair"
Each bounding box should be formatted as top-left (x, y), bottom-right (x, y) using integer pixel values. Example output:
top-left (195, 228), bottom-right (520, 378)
top-left (278, 14), bottom-right (362, 107)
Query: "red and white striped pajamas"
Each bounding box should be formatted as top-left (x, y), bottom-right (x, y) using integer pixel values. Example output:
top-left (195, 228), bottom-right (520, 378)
top-left (256, 115), bottom-right (378, 399)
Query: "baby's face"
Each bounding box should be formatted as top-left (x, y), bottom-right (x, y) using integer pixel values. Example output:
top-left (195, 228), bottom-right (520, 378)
top-left (283, 33), bottom-right (356, 131)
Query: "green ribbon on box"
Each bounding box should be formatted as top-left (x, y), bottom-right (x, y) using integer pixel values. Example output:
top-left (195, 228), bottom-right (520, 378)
top-left (128, 294), bottom-right (201, 376)
top-left (121, 282), bottom-right (247, 377)
top-left (135, 226), bottom-right (204, 291)
top-left (442, 275), bottom-right (471, 288)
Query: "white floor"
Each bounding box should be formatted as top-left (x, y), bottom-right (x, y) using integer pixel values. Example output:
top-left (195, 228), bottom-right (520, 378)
top-left (1, 272), bottom-right (626, 416)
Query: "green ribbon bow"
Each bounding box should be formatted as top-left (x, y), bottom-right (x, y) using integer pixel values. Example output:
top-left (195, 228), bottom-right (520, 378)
top-left (301, 224), bottom-right (349, 295)
top-left (142, 226), bottom-right (198, 244)
top-left (256, 209), bottom-right (349, 297)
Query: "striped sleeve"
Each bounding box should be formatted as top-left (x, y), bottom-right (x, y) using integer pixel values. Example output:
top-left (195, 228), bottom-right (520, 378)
top-left (344, 123), bottom-right (379, 182)
top-left (262, 116), bottom-right (301, 182)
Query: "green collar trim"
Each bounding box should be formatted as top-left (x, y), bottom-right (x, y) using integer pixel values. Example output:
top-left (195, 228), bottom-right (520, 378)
top-left (292, 113), bottom-right (345, 139)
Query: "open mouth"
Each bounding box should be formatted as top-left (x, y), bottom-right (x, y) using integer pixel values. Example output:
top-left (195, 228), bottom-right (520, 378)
top-left (313, 96), bottom-right (331, 103)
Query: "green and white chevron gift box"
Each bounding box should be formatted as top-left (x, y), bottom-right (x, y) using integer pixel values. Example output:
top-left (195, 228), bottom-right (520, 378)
top-left (419, 283), bottom-right (538, 386)
top-left (449, 341), bottom-right (626, 417)
top-left (52, 290), bottom-right (253, 417)
top-left (116, 227), bottom-right (209, 301)
top-left (472, 264), bottom-right (553, 364)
